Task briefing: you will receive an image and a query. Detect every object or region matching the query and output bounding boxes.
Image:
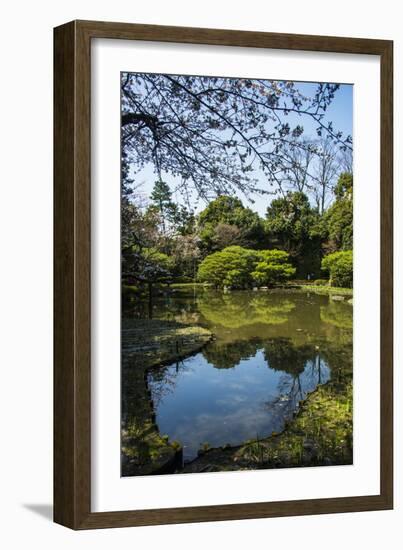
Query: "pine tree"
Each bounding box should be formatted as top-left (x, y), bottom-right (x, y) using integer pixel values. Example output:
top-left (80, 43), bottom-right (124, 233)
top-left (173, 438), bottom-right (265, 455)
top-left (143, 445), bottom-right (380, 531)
top-left (150, 180), bottom-right (175, 235)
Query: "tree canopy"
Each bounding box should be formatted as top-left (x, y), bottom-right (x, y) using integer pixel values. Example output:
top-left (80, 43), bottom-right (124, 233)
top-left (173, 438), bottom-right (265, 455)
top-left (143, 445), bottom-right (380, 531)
top-left (251, 250), bottom-right (296, 286)
top-left (197, 246), bottom-right (295, 289)
top-left (323, 173), bottom-right (353, 251)
top-left (120, 74), bottom-right (353, 295)
top-left (321, 250), bottom-right (353, 288)
top-left (197, 246), bottom-right (257, 288)
top-left (265, 191), bottom-right (323, 277)
top-left (197, 195), bottom-right (266, 253)
top-left (122, 181), bottom-right (354, 293)
top-left (122, 73), bottom-right (351, 200)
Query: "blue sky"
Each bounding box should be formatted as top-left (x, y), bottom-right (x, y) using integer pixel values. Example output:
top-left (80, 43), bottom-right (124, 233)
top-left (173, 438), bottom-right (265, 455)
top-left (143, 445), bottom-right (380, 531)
top-left (295, 82), bottom-right (352, 137)
top-left (128, 80), bottom-right (353, 217)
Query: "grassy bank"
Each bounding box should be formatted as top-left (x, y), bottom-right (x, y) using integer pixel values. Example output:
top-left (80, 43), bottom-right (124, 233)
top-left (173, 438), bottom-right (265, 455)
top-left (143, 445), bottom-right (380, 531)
top-left (121, 318), bottom-right (212, 476)
top-left (298, 284), bottom-right (353, 297)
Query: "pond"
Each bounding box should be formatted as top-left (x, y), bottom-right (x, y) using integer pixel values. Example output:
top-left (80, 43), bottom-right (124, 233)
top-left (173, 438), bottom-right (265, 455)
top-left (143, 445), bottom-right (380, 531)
top-left (126, 286), bottom-right (353, 464)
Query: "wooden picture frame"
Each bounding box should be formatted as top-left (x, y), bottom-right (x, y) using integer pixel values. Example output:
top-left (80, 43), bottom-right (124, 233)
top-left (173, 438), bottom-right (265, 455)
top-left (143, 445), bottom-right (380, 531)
top-left (54, 20), bottom-right (393, 529)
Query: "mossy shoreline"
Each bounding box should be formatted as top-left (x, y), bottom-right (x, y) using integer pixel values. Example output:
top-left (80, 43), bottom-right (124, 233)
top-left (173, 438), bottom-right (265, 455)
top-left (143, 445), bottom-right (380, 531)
top-left (121, 319), bottom-right (213, 476)
top-left (182, 365), bottom-right (352, 473)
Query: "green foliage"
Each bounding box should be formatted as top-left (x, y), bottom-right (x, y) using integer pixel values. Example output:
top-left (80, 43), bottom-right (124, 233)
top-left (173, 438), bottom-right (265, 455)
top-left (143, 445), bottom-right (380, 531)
top-left (251, 250), bottom-right (296, 286)
top-left (150, 180), bottom-right (194, 237)
top-left (197, 246), bottom-right (257, 288)
top-left (150, 180), bottom-right (176, 234)
top-left (324, 173), bottom-right (353, 250)
top-left (121, 76), bottom-right (354, 288)
top-left (198, 196), bottom-right (266, 253)
top-left (265, 192), bottom-right (323, 277)
top-left (122, 177), bottom-right (354, 293)
top-left (321, 250), bottom-right (353, 288)
top-left (138, 248), bottom-right (174, 284)
top-left (197, 246), bottom-right (294, 289)
top-left (334, 172), bottom-right (353, 200)
top-left (210, 223), bottom-right (244, 250)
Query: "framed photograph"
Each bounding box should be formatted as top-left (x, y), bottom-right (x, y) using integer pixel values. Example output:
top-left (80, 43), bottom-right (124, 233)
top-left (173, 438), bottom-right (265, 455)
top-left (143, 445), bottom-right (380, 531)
top-left (54, 20), bottom-right (393, 529)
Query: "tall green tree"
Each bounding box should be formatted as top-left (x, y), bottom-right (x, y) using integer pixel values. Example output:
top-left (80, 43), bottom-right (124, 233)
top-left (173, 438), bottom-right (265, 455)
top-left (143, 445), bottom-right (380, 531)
top-left (321, 250), bottom-right (353, 288)
top-left (149, 180), bottom-right (195, 249)
top-left (150, 180), bottom-right (177, 235)
top-left (197, 195), bottom-right (266, 253)
top-left (265, 192), bottom-right (323, 277)
top-left (323, 173), bottom-right (353, 251)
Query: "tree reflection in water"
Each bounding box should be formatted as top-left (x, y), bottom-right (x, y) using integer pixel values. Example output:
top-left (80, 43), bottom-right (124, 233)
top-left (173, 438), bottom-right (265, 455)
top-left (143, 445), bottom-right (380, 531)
top-left (148, 359), bottom-right (189, 408)
top-left (147, 336), bottom-right (336, 459)
top-left (197, 291), bottom-right (296, 329)
top-left (133, 288), bottom-right (352, 461)
top-left (262, 338), bottom-right (330, 424)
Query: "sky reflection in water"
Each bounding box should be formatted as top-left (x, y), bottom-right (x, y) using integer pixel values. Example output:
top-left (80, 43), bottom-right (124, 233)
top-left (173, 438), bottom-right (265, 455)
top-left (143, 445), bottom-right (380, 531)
top-left (142, 289), bottom-right (352, 461)
top-left (148, 343), bottom-right (330, 460)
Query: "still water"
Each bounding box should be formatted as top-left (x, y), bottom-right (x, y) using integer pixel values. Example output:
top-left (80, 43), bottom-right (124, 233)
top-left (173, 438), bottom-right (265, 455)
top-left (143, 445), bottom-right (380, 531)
top-left (133, 288), bottom-right (352, 461)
